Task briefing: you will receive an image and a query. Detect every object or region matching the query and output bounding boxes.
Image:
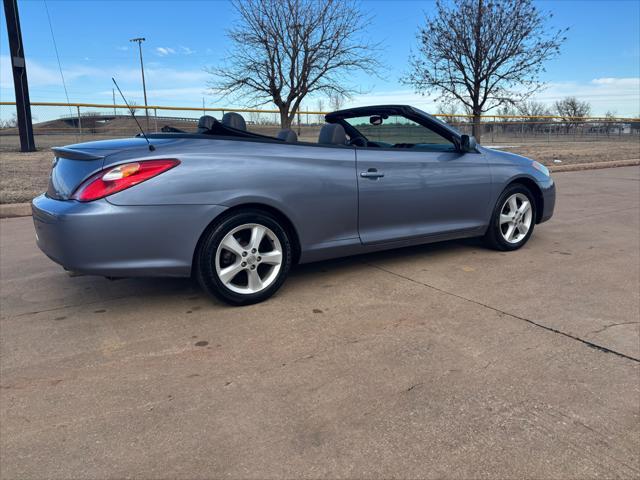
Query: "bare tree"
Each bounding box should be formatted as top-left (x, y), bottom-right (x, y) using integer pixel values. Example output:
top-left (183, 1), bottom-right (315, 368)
top-left (497, 104), bottom-right (517, 118)
top-left (316, 98), bottom-right (325, 124)
top-left (403, 0), bottom-right (566, 141)
top-left (603, 110), bottom-right (618, 136)
top-left (0, 114), bottom-right (18, 129)
top-left (127, 100), bottom-right (139, 116)
top-left (436, 102), bottom-right (465, 126)
top-left (517, 100), bottom-right (551, 118)
top-left (517, 100), bottom-right (551, 132)
top-left (554, 96), bottom-right (590, 133)
top-left (209, 0), bottom-right (378, 128)
top-left (328, 91), bottom-right (345, 112)
top-left (495, 104), bottom-right (519, 134)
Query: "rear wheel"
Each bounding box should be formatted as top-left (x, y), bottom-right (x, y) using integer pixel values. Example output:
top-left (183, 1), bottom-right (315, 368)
top-left (484, 184), bottom-right (536, 251)
top-left (197, 211), bottom-right (292, 305)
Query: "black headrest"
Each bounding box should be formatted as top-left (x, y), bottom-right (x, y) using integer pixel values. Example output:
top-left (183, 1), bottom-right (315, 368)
top-left (197, 115), bottom-right (216, 133)
top-left (277, 129), bottom-right (298, 143)
top-left (318, 123), bottom-right (346, 145)
top-left (222, 112), bottom-right (246, 131)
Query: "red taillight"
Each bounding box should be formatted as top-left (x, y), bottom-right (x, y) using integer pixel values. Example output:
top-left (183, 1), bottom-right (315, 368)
top-left (72, 159), bottom-right (180, 202)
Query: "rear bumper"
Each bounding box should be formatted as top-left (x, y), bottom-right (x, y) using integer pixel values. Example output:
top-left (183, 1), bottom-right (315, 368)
top-left (32, 195), bottom-right (227, 277)
top-left (538, 177), bottom-right (556, 223)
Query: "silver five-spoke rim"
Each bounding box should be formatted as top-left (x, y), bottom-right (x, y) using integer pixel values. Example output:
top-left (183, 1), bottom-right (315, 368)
top-left (500, 193), bottom-right (533, 244)
top-left (215, 223), bottom-right (283, 295)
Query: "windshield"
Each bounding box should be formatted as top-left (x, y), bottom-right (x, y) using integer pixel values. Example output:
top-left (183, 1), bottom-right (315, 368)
top-left (344, 114), bottom-right (456, 151)
top-left (412, 107), bottom-right (462, 134)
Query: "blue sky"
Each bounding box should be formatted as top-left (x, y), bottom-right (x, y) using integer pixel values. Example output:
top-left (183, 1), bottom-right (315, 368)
top-left (1, 0), bottom-right (639, 117)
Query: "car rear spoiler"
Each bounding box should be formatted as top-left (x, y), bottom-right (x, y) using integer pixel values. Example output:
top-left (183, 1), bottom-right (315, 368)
top-left (52, 147), bottom-right (104, 161)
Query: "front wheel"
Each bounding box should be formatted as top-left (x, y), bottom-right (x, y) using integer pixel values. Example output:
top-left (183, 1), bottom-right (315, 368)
top-left (197, 210), bottom-right (292, 305)
top-left (484, 184), bottom-right (536, 251)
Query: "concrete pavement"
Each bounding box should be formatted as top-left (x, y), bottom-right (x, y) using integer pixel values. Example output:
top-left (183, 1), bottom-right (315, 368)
top-left (1, 166), bottom-right (638, 479)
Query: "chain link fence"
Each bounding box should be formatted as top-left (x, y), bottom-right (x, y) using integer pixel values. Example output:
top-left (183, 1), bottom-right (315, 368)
top-left (1, 102), bottom-right (639, 152)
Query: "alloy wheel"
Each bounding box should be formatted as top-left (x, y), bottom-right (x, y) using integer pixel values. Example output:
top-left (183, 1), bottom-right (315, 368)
top-left (215, 223), bottom-right (283, 294)
top-left (499, 193), bottom-right (533, 244)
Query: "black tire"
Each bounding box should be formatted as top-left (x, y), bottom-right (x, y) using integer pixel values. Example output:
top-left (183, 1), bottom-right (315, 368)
top-left (196, 210), bottom-right (292, 306)
top-left (484, 184), bottom-right (536, 251)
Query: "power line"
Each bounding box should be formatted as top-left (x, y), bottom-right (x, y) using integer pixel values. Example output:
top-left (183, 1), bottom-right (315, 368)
top-left (42, 0), bottom-right (74, 121)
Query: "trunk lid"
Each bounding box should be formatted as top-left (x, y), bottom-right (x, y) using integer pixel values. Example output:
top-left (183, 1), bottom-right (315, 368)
top-left (46, 137), bottom-right (177, 200)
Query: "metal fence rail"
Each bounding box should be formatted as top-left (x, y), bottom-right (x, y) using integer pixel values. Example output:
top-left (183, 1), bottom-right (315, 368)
top-left (1, 101), bottom-right (639, 152)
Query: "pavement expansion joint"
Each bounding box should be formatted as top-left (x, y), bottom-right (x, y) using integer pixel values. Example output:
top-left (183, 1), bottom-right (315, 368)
top-left (366, 262), bottom-right (640, 364)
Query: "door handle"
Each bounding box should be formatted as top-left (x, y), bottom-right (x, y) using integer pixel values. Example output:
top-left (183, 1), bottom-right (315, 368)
top-left (360, 168), bottom-right (384, 179)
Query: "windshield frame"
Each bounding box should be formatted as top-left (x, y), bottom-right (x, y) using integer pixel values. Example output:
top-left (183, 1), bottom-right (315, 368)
top-left (326, 105), bottom-right (464, 151)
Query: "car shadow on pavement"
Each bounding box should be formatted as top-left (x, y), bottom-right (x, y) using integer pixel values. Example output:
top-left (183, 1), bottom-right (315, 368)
top-left (290, 237), bottom-right (485, 279)
top-left (48, 237), bottom-right (487, 311)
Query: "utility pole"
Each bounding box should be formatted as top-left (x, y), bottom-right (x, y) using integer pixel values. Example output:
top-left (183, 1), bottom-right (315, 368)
top-left (112, 88), bottom-right (116, 116)
top-left (3, 0), bottom-right (36, 152)
top-left (129, 37), bottom-right (149, 129)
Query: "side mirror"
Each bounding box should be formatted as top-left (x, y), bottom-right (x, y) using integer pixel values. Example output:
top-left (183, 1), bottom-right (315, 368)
top-left (460, 134), bottom-right (477, 153)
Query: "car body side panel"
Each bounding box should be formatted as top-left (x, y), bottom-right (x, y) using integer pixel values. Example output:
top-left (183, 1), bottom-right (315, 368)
top-left (298, 223), bottom-right (485, 263)
top-left (105, 139), bottom-right (360, 257)
top-left (356, 149), bottom-right (493, 244)
top-left (31, 134), bottom-right (555, 278)
top-left (482, 147), bottom-right (556, 222)
top-left (537, 177), bottom-right (556, 222)
top-left (32, 194), bottom-right (227, 277)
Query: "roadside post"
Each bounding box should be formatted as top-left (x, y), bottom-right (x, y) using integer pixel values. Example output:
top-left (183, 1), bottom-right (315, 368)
top-left (3, 0), bottom-right (36, 151)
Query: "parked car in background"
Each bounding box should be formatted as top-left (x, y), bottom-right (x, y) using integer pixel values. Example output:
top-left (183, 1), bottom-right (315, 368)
top-left (32, 105), bottom-right (555, 305)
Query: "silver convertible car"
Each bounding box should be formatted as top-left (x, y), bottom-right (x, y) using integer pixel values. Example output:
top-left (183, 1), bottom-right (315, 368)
top-left (32, 105), bottom-right (555, 305)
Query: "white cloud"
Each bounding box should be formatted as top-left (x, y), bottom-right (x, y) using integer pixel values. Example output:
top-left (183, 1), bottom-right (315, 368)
top-left (116, 46), bottom-right (129, 52)
top-left (343, 89), bottom-right (438, 111)
top-left (1, 52), bottom-right (637, 118)
top-left (344, 77), bottom-right (640, 117)
top-left (0, 54), bottom-right (210, 104)
top-left (0, 55), bottom-right (103, 89)
top-left (98, 86), bottom-right (210, 104)
top-left (155, 47), bottom-right (176, 56)
top-left (155, 46), bottom-right (196, 57)
top-left (532, 78), bottom-right (640, 115)
top-left (118, 66), bottom-right (209, 85)
top-left (591, 77), bottom-right (639, 86)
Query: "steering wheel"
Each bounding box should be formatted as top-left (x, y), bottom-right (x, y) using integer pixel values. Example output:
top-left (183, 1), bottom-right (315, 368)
top-left (348, 136), bottom-right (368, 147)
